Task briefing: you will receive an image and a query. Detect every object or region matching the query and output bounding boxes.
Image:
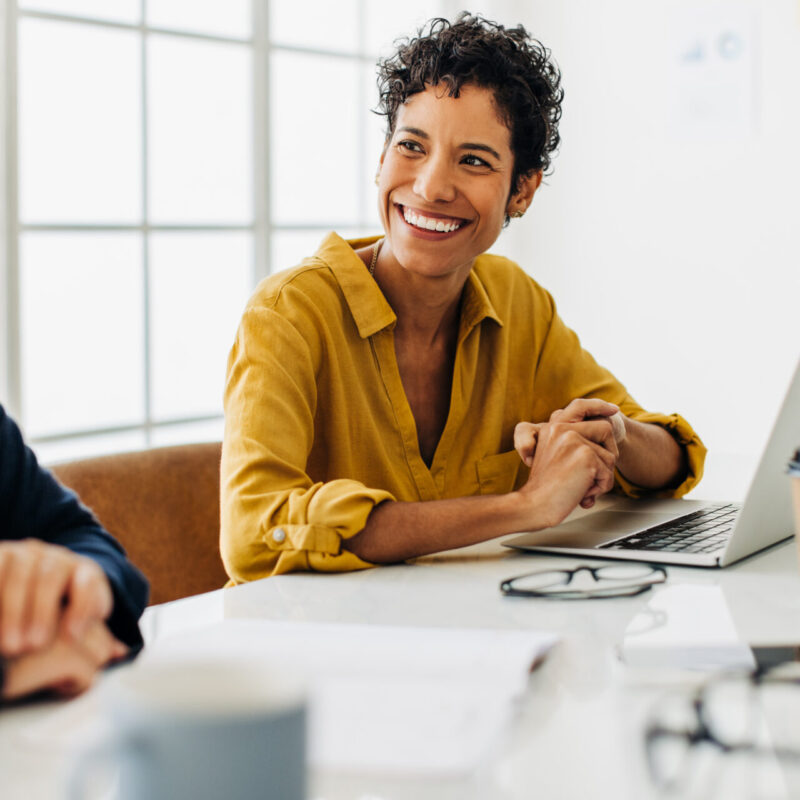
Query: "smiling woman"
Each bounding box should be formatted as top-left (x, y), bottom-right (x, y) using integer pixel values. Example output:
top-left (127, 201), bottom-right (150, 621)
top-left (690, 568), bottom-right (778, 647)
top-left (220, 14), bottom-right (707, 581)
top-left (376, 84), bottom-right (532, 281)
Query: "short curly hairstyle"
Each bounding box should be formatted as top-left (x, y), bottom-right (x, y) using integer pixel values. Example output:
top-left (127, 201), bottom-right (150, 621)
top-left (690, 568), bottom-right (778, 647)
top-left (376, 13), bottom-right (564, 198)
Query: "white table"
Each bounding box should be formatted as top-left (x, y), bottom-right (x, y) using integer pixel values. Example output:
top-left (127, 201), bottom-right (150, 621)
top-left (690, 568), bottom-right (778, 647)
top-left (2, 531), bottom-right (800, 800)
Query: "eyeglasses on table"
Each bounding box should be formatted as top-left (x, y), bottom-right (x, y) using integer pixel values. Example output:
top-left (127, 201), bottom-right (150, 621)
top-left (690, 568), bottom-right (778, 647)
top-left (500, 563), bottom-right (667, 599)
top-left (645, 661), bottom-right (800, 796)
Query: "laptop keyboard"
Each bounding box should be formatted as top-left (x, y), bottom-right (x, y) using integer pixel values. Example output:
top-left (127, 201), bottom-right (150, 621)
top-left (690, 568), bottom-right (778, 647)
top-left (599, 504), bottom-right (741, 554)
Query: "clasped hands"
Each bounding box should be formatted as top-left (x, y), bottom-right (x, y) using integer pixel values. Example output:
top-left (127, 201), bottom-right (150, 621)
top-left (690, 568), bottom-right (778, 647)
top-left (0, 540), bottom-right (127, 701)
top-left (514, 399), bottom-right (627, 529)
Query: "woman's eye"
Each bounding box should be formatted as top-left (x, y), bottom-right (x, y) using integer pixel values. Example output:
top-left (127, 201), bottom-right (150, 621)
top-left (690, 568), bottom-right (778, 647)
top-left (398, 140), bottom-right (423, 154)
top-left (462, 154), bottom-right (490, 168)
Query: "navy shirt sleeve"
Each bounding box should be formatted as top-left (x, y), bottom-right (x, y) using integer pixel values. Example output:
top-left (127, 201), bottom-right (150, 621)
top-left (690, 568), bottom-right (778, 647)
top-left (0, 404), bottom-right (149, 650)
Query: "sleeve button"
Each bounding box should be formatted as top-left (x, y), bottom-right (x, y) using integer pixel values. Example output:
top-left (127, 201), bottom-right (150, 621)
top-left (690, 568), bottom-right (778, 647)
top-left (272, 528), bottom-right (286, 543)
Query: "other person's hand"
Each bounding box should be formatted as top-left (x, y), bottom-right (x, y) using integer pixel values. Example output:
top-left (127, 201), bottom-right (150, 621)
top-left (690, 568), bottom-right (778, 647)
top-left (0, 540), bottom-right (114, 657)
top-left (1, 620), bottom-right (127, 701)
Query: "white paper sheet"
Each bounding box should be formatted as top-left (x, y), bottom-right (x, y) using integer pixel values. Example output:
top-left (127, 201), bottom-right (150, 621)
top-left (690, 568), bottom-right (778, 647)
top-left (137, 620), bottom-right (559, 775)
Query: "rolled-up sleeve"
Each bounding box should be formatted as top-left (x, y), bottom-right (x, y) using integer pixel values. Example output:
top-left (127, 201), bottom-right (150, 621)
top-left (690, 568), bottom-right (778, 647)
top-left (221, 304), bottom-right (394, 582)
top-left (612, 410), bottom-right (706, 499)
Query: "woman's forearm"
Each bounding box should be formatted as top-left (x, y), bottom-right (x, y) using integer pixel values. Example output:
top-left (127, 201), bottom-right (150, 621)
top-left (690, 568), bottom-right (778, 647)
top-left (342, 492), bottom-right (532, 563)
top-left (616, 418), bottom-right (687, 490)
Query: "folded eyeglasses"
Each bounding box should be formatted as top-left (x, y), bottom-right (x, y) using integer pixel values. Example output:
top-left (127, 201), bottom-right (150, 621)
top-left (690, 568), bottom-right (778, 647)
top-left (500, 563), bottom-right (667, 600)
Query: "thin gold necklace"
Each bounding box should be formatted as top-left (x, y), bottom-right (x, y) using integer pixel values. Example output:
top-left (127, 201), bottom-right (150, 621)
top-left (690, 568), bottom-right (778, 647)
top-left (369, 238), bottom-right (383, 276)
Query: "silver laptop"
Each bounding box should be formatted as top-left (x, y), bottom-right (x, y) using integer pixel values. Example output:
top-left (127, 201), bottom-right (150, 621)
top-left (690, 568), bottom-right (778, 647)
top-left (503, 358), bottom-right (800, 568)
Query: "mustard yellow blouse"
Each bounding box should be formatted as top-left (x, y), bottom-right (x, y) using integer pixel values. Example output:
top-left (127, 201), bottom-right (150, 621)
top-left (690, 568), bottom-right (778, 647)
top-left (221, 233), bottom-right (705, 582)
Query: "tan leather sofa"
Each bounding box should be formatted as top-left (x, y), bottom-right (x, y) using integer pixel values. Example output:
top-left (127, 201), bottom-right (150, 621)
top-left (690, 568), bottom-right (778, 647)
top-left (51, 442), bottom-right (227, 606)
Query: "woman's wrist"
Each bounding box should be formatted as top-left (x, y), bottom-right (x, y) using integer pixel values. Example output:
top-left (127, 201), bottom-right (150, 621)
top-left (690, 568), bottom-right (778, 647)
top-left (616, 417), bottom-right (687, 490)
top-left (507, 484), bottom-right (555, 532)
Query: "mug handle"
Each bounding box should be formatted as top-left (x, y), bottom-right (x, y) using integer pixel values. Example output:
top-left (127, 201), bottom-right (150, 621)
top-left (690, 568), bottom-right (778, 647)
top-left (68, 734), bottom-right (148, 800)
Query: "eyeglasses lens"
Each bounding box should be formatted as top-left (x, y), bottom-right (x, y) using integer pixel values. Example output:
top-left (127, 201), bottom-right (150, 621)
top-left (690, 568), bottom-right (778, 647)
top-left (508, 571), bottom-right (571, 592)
top-left (595, 564), bottom-right (660, 583)
top-left (705, 678), bottom-right (800, 753)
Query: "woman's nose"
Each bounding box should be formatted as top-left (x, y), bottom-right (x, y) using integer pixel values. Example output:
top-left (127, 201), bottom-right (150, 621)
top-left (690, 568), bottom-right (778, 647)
top-left (413, 156), bottom-right (456, 203)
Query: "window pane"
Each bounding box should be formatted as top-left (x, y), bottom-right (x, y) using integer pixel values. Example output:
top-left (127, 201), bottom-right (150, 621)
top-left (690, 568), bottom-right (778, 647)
top-left (18, 19), bottom-right (141, 223)
top-left (20, 233), bottom-right (144, 437)
top-left (270, 52), bottom-right (359, 226)
top-left (19, 0), bottom-right (139, 24)
top-left (147, 0), bottom-right (251, 40)
top-left (148, 36), bottom-right (252, 225)
top-left (35, 430), bottom-right (148, 467)
top-left (149, 232), bottom-right (252, 421)
top-left (150, 418), bottom-right (224, 448)
top-left (271, 228), bottom-right (369, 275)
top-left (270, 0), bottom-right (358, 53)
top-left (365, 3), bottom-right (444, 58)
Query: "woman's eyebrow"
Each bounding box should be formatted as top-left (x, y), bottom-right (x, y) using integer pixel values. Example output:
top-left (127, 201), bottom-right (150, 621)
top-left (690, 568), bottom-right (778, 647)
top-left (397, 126), bottom-right (429, 138)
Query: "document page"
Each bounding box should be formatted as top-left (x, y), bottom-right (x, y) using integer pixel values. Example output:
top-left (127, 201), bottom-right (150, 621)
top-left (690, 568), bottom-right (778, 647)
top-left (145, 620), bottom-right (560, 775)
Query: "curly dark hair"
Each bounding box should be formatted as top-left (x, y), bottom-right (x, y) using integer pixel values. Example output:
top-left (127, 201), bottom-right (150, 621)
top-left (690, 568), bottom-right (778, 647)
top-left (376, 13), bottom-right (564, 197)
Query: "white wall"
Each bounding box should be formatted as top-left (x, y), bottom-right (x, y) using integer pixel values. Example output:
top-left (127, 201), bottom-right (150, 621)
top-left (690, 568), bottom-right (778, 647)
top-left (479, 0), bottom-right (800, 493)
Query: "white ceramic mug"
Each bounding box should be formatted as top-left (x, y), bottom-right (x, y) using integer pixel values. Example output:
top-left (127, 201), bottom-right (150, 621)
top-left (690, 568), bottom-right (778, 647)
top-left (69, 658), bottom-right (306, 800)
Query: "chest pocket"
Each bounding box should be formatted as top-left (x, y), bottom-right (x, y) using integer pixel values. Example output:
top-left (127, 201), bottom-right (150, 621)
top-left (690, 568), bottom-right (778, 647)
top-left (476, 450), bottom-right (525, 495)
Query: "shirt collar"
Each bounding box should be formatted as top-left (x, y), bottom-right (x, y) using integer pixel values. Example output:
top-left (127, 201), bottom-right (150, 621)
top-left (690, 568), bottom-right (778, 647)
top-left (317, 232), bottom-right (503, 339)
top-left (461, 261), bottom-right (504, 337)
top-left (316, 232), bottom-right (396, 339)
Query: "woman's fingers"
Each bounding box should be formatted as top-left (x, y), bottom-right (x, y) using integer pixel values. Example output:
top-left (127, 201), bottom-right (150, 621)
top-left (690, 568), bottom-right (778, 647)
top-left (550, 419), bottom-right (619, 461)
top-left (549, 398), bottom-right (619, 424)
top-left (607, 411), bottom-right (627, 445)
top-left (582, 432), bottom-right (618, 500)
top-left (513, 421), bottom-right (541, 466)
top-left (520, 421), bottom-right (619, 528)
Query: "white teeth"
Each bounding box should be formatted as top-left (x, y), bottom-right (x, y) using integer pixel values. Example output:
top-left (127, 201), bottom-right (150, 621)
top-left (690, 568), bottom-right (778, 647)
top-left (402, 207), bottom-right (462, 233)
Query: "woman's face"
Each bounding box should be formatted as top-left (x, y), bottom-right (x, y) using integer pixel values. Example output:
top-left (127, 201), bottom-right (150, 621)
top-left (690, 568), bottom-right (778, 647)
top-left (377, 83), bottom-right (536, 280)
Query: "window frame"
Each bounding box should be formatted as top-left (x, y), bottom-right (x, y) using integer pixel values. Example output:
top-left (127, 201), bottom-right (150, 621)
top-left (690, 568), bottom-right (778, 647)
top-left (1, 0), bottom-right (391, 458)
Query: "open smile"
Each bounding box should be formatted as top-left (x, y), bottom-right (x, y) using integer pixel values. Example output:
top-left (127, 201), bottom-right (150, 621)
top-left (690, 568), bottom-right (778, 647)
top-left (395, 204), bottom-right (471, 236)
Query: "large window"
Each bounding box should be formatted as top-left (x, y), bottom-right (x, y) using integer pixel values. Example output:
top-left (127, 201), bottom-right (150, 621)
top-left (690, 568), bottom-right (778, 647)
top-left (3, 0), bottom-right (443, 463)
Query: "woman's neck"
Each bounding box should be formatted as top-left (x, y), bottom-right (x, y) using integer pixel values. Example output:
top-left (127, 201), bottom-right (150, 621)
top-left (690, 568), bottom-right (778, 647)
top-left (372, 243), bottom-right (471, 346)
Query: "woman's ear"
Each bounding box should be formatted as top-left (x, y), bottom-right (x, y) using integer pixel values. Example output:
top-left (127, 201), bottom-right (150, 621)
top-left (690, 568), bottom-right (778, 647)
top-left (507, 170), bottom-right (543, 218)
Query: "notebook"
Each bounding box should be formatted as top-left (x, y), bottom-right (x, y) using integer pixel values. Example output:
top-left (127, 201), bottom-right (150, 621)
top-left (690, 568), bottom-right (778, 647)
top-left (503, 358), bottom-right (800, 568)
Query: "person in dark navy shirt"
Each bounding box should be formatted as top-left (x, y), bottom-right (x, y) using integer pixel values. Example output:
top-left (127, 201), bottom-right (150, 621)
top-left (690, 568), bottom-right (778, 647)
top-left (0, 404), bottom-right (148, 701)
